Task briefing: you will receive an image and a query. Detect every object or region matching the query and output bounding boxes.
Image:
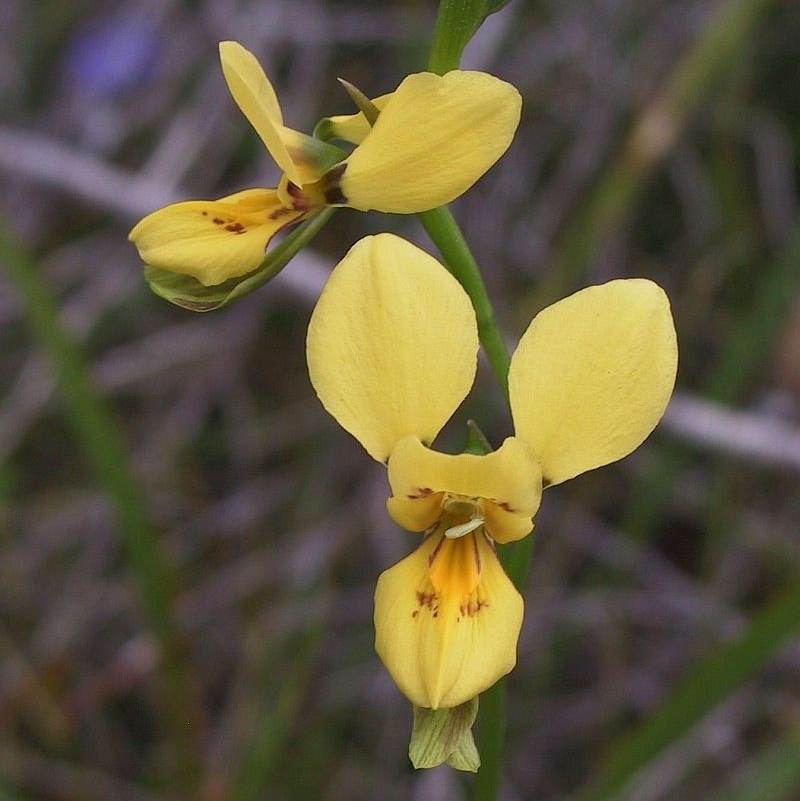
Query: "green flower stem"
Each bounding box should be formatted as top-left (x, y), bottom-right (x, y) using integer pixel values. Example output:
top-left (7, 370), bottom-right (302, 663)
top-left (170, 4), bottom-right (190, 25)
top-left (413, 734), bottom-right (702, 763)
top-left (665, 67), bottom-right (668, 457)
top-left (471, 681), bottom-right (506, 801)
top-left (0, 223), bottom-right (201, 793)
top-left (428, 0), bottom-right (487, 75)
top-left (418, 206), bottom-right (511, 395)
top-left (416, 203), bottom-right (515, 798)
top-left (426, 5), bottom-right (521, 795)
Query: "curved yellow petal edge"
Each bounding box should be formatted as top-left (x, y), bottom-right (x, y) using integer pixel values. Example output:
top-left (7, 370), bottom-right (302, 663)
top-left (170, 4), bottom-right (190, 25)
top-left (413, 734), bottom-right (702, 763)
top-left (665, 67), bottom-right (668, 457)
top-left (386, 435), bottom-right (542, 543)
top-left (128, 188), bottom-right (307, 286)
top-left (339, 70), bottom-right (522, 213)
top-left (319, 94), bottom-right (392, 145)
top-left (306, 234), bottom-right (479, 462)
top-left (218, 41), bottom-right (303, 185)
top-left (508, 279), bottom-right (678, 486)
top-left (375, 530), bottom-right (523, 709)
top-left (220, 42), bottom-right (345, 188)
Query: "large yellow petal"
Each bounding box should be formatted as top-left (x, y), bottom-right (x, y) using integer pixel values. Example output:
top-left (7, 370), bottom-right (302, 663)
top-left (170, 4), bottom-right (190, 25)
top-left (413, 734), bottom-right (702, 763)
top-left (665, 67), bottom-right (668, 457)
top-left (306, 234), bottom-right (478, 462)
top-left (508, 279), bottom-right (678, 486)
top-left (336, 71), bottom-right (522, 213)
top-left (128, 188), bottom-right (306, 286)
top-left (374, 530), bottom-right (523, 709)
top-left (386, 436), bottom-right (541, 543)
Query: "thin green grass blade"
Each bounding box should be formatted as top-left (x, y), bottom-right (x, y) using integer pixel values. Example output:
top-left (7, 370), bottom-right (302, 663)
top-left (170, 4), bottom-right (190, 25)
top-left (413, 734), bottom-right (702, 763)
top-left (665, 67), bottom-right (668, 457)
top-left (0, 223), bottom-right (201, 792)
top-left (576, 584), bottom-right (800, 801)
top-left (230, 600), bottom-right (326, 801)
top-left (706, 732), bottom-right (800, 801)
top-left (540, 0), bottom-right (780, 304)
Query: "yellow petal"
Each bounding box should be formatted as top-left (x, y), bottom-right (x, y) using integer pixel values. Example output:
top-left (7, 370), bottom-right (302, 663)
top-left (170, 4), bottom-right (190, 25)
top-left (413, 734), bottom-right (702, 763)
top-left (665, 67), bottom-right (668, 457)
top-left (374, 531), bottom-right (523, 709)
top-left (219, 41), bottom-right (337, 187)
top-left (336, 71), bottom-right (521, 213)
top-left (306, 234), bottom-right (478, 462)
top-left (387, 436), bottom-right (541, 543)
top-left (128, 188), bottom-right (306, 286)
top-left (508, 279), bottom-right (678, 486)
top-left (318, 94), bottom-right (392, 144)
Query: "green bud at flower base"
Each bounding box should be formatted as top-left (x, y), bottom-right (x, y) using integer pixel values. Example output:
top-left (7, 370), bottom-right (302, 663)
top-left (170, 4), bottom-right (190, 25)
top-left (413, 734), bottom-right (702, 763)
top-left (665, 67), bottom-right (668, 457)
top-left (409, 697), bottom-right (480, 771)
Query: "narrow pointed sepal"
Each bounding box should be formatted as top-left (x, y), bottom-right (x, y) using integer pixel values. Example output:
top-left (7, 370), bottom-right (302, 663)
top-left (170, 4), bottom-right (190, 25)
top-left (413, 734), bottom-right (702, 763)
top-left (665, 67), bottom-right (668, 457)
top-left (409, 698), bottom-right (480, 772)
top-left (219, 41), bottom-right (345, 186)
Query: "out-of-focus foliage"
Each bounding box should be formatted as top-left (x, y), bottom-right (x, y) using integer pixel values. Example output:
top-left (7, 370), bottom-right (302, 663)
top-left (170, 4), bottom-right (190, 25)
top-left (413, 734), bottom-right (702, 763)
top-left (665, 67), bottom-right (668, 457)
top-left (2, 1), bottom-right (800, 800)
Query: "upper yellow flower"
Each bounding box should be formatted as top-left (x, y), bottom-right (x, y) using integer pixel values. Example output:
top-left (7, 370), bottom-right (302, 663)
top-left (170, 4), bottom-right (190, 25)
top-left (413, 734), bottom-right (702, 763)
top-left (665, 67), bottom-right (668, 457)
top-left (128, 41), bottom-right (522, 287)
top-left (306, 233), bottom-right (678, 710)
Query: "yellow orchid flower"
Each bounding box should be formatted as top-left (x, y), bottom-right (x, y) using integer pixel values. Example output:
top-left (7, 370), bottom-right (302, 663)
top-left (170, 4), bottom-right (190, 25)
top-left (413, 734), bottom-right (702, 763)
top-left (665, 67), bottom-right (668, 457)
top-left (129, 41), bottom-right (522, 287)
top-left (307, 233), bottom-right (678, 710)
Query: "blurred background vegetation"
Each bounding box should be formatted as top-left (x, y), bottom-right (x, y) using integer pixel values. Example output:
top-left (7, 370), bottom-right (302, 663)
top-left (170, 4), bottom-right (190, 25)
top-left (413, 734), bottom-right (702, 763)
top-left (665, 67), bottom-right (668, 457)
top-left (2, 0), bottom-right (800, 799)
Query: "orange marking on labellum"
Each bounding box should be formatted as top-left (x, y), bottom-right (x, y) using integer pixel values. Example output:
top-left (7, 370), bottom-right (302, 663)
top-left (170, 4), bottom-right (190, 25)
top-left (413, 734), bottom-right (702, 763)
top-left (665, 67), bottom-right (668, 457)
top-left (427, 534), bottom-right (446, 567)
top-left (416, 590), bottom-right (437, 610)
top-left (269, 206), bottom-right (294, 221)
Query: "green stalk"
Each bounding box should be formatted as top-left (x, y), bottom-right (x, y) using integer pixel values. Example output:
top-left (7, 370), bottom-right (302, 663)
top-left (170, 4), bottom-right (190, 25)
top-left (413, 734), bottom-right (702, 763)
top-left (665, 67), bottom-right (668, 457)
top-left (425, 5), bottom-right (521, 795)
top-left (417, 204), bottom-right (513, 801)
top-left (418, 206), bottom-right (511, 395)
top-left (0, 224), bottom-right (201, 792)
top-left (428, 0), bottom-right (487, 75)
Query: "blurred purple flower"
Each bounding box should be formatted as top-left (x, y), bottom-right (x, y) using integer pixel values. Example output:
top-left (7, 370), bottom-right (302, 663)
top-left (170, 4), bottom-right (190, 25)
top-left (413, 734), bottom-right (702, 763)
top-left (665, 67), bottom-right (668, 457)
top-left (63, 11), bottom-right (161, 97)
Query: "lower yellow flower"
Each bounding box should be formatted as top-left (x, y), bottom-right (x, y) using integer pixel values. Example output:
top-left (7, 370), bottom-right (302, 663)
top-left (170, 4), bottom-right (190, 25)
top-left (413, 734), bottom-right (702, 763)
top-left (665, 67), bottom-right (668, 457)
top-left (306, 233), bottom-right (678, 709)
top-left (129, 41), bottom-right (521, 287)
top-left (377, 436), bottom-right (539, 708)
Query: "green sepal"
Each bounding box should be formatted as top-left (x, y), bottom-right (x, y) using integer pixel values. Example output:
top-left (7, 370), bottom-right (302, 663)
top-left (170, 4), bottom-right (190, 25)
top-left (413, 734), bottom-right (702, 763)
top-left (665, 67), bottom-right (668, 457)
top-left (312, 117), bottom-right (341, 143)
top-left (286, 129), bottom-right (348, 176)
top-left (409, 697), bottom-right (481, 772)
top-left (144, 207), bottom-right (335, 312)
top-left (464, 420), bottom-right (493, 455)
top-left (337, 78), bottom-right (381, 125)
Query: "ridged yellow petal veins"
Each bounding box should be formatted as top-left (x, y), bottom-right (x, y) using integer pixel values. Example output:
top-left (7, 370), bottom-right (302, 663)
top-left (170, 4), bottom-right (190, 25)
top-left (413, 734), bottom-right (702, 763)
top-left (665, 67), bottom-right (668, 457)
top-left (337, 71), bottom-right (522, 213)
top-left (128, 188), bottom-right (306, 286)
top-left (307, 234), bottom-right (478, 462)
top-left (317, 94), bottom-right (392, 144)
top-left (386, 436), bottom-right (541, 543)
top-left (374, 530), bottom-right (523, 709)
top-left (218, 41), bottom-right (306, 186)
top-left (509, 279), bottom-right (678, 486)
